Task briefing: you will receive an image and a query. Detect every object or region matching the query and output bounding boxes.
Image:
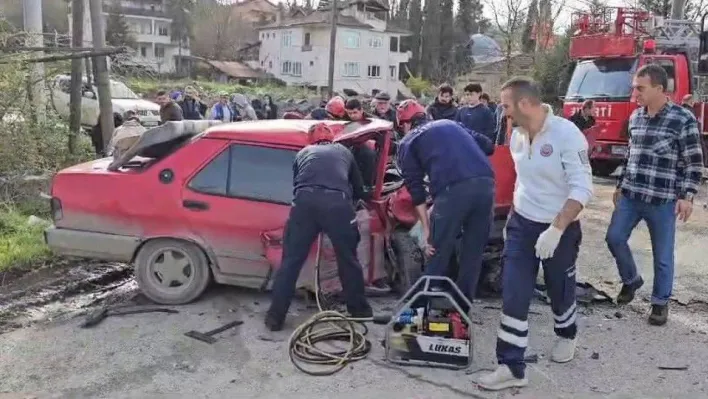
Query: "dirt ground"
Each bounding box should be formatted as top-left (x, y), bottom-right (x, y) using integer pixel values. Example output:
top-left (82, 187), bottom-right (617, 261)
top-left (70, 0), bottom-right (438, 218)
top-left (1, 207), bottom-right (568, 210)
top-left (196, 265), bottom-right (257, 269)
top-left (1, 177), bottom-right (708, 399)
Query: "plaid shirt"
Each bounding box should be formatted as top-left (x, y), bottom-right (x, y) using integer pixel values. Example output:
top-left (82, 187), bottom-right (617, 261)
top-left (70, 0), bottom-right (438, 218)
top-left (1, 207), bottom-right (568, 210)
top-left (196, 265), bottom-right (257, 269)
top-left (618, 102), bottom-right (704, 205)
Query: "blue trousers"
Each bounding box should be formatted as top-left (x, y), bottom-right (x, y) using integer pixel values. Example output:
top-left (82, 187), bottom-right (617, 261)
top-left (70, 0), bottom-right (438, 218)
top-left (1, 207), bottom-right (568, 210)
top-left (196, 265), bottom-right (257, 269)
top-left (497, 212), bottom-right (581, 379)
top-left (267, 189), bottom-right (370, 323)
top-left (605, 194), bottom-right (676, 306)
top-left (424, 176), bottom-right (495, 301)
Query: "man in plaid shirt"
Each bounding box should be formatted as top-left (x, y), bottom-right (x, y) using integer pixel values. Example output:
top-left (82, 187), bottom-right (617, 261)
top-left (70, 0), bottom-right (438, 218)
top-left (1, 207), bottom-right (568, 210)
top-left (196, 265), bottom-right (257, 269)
top-left (605, 64), bottom-right (703, 326)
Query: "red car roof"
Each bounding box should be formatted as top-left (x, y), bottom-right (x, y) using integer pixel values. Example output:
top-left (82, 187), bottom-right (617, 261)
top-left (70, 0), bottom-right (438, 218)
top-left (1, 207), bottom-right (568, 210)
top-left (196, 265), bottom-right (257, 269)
top-left (202, 118), bottom-right (394, 148)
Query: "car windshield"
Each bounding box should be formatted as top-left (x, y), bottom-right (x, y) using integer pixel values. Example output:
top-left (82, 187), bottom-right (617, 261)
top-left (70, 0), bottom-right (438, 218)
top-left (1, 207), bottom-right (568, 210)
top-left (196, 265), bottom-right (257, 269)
top-left (105, 80), bottom-right (139, 99)
top-left (565, 58), bottom-right (638, 101)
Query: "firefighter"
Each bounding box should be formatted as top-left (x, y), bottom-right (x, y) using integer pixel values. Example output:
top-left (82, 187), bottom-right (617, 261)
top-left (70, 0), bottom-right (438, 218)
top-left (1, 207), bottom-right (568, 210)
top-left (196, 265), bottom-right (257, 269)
top-left (477, 77), bottom-right (593, 391)
top-left (265, 123), bottom-right (373, 331)
top-left (323, 96), bottom-right (347, 120)
top-left (396, 99), bottom-right (495, 301)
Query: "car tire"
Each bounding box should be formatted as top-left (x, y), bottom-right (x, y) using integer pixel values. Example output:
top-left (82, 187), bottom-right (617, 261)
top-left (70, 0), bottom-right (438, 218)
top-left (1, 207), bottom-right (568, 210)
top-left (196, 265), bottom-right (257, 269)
top-left (134, 239), bottom-right (211, 305)
top-left (390, 229), bottom-right (424, 296)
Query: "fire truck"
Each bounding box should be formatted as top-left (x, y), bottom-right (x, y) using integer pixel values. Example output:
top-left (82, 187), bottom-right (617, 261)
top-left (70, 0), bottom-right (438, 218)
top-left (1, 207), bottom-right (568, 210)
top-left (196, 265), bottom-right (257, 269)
top-left (563, 7), bottom-right (706, 176)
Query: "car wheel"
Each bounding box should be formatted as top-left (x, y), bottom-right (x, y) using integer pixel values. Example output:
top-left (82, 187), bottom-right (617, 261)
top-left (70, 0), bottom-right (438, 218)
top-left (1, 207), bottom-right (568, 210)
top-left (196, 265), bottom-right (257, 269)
top-left (389, 229), bottom-right (424, 296)
top-left (135, 239), bottom-right (211, 305)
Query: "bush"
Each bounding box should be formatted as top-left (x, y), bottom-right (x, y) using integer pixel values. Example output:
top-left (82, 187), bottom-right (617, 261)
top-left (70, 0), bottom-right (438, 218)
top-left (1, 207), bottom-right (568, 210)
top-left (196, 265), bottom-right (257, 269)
top-left (126, 78), bottom-right (315, 102)
top-left (0, 206), bottom-right (50, 272)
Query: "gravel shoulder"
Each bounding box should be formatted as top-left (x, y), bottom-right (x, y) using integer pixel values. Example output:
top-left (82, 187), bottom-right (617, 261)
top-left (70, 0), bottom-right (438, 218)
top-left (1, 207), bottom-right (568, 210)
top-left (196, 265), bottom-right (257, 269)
top-left (1, 178), bottom-right (707, 398)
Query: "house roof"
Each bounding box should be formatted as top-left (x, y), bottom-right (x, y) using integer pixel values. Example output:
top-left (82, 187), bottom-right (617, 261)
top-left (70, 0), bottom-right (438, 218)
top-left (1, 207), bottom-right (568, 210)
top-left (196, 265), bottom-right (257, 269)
top-left (205, 60), bottom-right (266, 79)
top-left (231, 0), bottom-right (279, 12)
top-left (318, 0), bottom-right (389, 12)
top-left (257, 10), bottom-right (412, 35)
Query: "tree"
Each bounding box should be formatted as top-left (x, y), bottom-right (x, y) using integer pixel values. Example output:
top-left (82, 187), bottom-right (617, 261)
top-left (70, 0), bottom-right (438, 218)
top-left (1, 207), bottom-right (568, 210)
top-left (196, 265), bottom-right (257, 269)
top-left (167, 0), bottom-right (194, 75)
top-left (456, 0), bottom-right (490, 38)
top-left (485, 0), bottom-right (530, 77)
top-left (105, 0), bottom-right (135, 48)
top-left (191, 0), bottom-right (252, 60)
top-left (520, 0), bottom-right (538, 52)
top-left (303, 0), bottom-right (314, 12)
top-left (420, 0), bottom-right (441, 79)
top-left (438, 0), bottom-right (456, 80)
top-left (408, 0), bottom-right (423, 75)
top-left (533, 30), bottom-right (571, 106)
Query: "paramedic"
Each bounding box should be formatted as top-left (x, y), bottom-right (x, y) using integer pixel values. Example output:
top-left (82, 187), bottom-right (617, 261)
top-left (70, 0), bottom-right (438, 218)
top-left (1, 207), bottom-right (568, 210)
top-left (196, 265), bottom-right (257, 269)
top-left (396, 99), bottom-right (495, 301)
top-left (265, 123), bottom-right (373, 331)
top-left (477, 77), bottom-right (593, 391)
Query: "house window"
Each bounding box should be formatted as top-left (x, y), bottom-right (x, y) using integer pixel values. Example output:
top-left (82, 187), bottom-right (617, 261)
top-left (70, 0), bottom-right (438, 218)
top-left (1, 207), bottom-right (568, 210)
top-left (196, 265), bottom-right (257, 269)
top-left (389, 36), bottom-right (399, 52)
top-left (304, 32), bottom-right (311, 46)
top-left (260, 60), bottom-right (264, 67)
top-left (281, 61), bottom-right (292, 74)
top-left (342, 62), bottom-right (360, 77)
top-left (293, 62), bottom-right (302, 76)
top-left (389, 65), bottom-right (396, 79)
top-left (367, 65), bottom-right (381, 78)
top-left (261, 33), bottom-right (265, 39)
top-left (310, 60), bottom-right (314, 66)
top-left (154, 46), bottom-right (165, 59)
top-left (343, 31), bottom-right (360, 48)
top-left (140, 46), bottom-right (147, 57)
top-left (647, 58), bottom-right (676, 92)
top-left (157, 25), bottom-right (168, 36)
top-left (369, 36), bottom-right (383, 48)
top-left (269, 61), bottom-right (273, 69)
top-left (281, 31), bottom-right (292, 47)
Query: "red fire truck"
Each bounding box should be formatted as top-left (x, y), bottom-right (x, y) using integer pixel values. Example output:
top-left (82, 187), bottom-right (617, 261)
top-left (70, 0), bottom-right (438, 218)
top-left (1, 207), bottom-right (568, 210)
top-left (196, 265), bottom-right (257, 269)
top-left (563, 7), bottom-right (705, 176)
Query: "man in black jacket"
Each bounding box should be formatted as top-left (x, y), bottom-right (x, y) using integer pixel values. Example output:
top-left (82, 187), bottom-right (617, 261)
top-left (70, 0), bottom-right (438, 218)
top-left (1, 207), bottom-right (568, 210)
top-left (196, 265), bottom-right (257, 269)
top-left (265, 123), bottom-right (373, 331)
top-left (568, 100), bottom-right (596, 132)
top-left (426, 83), bottom-right (458, 121)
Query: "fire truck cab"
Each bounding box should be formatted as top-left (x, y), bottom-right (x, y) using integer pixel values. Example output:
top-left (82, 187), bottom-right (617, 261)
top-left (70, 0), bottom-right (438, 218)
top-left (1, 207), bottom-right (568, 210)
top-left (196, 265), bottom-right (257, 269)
top-left (563, 8), bottom-right (704, 176)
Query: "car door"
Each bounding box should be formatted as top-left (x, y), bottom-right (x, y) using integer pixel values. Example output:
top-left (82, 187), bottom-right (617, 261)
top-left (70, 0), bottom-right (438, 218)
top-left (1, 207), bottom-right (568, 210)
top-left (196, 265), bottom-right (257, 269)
top-left (181, 141), bottom-right (297, 287)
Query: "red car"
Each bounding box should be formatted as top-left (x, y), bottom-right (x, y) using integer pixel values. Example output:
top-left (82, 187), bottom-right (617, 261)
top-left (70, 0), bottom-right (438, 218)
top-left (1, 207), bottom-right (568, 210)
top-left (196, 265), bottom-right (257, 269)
top-left (45, 119), bottom-right (516, 305)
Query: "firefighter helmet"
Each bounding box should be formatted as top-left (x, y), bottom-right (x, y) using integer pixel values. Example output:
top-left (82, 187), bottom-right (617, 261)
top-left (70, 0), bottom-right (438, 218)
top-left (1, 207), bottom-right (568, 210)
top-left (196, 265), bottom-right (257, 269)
top-left (325, 96), bottom-right (346, 118)
top-left (307, 122), bottom-right (335, 144)
top-left (396, 99), bottom-right (426, 124)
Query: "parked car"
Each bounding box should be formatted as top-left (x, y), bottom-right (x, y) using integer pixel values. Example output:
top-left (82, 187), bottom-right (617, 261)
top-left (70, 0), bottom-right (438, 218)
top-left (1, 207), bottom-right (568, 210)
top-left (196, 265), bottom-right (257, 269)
top-left (51, 74), bottom-right (160, 129)
top-left (44, 119), bottom-right (516, 305)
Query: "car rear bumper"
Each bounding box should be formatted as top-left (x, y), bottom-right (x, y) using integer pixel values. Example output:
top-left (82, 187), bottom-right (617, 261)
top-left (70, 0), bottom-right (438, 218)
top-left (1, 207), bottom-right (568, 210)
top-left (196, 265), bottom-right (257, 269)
top-left (44, 226), bottom-right (139, 262)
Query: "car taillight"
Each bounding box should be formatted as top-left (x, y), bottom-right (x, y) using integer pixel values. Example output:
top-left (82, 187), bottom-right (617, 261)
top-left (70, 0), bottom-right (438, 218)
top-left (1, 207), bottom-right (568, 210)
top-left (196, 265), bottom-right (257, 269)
top-left (50, 197), bottom-right (63, 222)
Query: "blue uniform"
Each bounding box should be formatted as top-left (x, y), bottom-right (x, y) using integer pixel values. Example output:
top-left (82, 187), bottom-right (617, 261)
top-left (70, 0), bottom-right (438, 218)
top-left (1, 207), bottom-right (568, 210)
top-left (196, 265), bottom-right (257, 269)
top-left (266, 142), bottom-right (371, 327)
top-left (397, 119), bottom-right (495, 300)
top-left (456, 104), bottom-right (496, 142)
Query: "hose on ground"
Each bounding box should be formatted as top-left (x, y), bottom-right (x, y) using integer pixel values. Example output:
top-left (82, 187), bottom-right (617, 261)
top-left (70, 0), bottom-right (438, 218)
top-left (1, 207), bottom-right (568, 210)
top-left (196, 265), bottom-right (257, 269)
top-left (287, 235), bottom-right (376, 376)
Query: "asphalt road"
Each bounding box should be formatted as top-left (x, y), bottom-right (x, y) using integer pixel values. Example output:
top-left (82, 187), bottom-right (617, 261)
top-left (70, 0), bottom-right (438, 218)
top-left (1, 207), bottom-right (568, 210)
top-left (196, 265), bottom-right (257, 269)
top-left (1, 178), bottom-right (708, 399)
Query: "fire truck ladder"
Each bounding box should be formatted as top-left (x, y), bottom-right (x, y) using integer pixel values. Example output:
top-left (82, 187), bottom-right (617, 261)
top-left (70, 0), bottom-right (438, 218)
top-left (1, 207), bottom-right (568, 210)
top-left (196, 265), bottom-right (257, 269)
top-left (650, 18), bottom-right (706, 99)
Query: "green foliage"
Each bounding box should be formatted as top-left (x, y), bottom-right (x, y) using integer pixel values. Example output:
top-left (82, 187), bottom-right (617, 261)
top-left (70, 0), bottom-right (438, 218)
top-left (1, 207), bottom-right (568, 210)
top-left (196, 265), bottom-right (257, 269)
top-left (533, 31), bottom-right (572, 106)
top-left (0, 206), bottom-right (51, 272)
top-left (126, 78), bottom-right (316, 101)
top-left (405, 75), bottom-right (433, 97)
top-left (105, 0), bottom-right (136, 48)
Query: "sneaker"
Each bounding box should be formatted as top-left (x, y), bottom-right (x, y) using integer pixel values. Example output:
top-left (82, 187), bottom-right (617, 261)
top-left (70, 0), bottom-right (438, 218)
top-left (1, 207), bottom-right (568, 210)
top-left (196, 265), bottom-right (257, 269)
top-left (477, 365), bottom-right (528, 391)
top-left (648, 304), bottom-right (668, 326)
top-left (617, 277), bottom-right (644, 305)
top-left (551, 337), bottom-right (577, 363)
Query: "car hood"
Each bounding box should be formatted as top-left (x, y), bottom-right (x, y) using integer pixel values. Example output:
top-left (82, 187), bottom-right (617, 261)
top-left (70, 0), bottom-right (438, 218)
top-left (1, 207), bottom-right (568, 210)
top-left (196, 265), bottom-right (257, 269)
top-left (112, 98), bottom-right (160, 111)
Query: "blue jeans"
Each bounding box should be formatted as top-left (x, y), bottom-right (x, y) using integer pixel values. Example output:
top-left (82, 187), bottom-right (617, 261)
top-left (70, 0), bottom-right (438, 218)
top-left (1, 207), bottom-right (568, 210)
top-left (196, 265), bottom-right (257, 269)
top-left (605, 195), bottom-right (676, 306)
top-left (424, 176), bottom-right (495, 301)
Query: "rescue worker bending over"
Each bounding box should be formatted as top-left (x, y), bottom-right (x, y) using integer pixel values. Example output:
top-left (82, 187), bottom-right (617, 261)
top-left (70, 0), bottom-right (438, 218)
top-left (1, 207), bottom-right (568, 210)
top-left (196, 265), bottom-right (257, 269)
top-left (323, 96), bottom-right (347, 120)
top-left (265, 123), bottom-right (373, 332)
top-left (477, 77), bottom-right (593, 391)
top-left (396, 99), bottom-right (495, 302)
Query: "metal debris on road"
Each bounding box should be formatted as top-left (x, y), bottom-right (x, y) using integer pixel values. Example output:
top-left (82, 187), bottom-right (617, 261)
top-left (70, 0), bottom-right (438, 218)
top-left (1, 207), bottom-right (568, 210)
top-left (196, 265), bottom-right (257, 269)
top-left (184, 320), bottom-right (244, 344)
top-left (80, 306), bottom-right (178, 328)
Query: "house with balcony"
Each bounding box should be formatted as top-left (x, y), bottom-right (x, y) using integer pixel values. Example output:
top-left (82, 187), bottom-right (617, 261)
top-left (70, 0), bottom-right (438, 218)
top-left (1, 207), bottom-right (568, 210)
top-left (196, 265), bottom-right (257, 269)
top-left (69, 0), bottom-right (191, 73)
top-left (256, 0), bottom-right (412, 97)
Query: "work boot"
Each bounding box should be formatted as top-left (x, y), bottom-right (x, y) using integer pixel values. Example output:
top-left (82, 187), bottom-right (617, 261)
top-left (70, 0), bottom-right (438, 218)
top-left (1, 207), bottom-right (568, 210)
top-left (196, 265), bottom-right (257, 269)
top-left (477, 365), bottom-right (528, 391)
top-left (648, 304), bottom-right (669, 326)
top-left (264, 312), bottom-right (284, 332)
top-left (551, 337), bottom-right (577, 363)
top-left (348, 304), bottom-right (373, 319)
top-left (616, 277), bottom-right (644, 305)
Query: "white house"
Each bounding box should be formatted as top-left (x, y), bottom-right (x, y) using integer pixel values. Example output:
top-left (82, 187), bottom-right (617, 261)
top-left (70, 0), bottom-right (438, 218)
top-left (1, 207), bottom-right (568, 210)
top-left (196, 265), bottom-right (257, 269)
top-left (257, 0), bottom-right (412, 97)
top-left (68, 0), bottom-right (191, 73)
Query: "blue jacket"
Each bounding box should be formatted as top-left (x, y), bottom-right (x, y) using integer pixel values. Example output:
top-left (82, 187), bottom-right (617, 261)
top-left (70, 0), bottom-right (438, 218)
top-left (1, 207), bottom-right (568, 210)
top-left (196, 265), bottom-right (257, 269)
top-left (456, 104), bottom-right (496, 142)
top-left (397, 119), bottom-right (494, 206)
top-left (211, 103), bottom-right (240, 122)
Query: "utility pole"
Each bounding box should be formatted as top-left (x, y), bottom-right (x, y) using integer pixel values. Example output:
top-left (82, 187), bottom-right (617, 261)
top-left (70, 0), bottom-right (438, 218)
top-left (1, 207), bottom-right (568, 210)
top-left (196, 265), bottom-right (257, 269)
top-left (23, 0), bottom-right (46, 122)
top-left (69, 0), bottom-right (85, 154)
top-left (88, 0), bottom-right (114, 154)
top-left (671, 0), bottom-right (685, 19)
top-left (327, 0), bottom-right (338, 98)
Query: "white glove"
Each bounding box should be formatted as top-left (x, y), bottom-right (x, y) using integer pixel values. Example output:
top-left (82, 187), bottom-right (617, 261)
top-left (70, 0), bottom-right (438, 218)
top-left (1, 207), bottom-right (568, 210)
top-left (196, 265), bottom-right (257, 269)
top-left (502, 223), bottom-right (508, 241)
top-left (534, 226), bottom-right (563, 260)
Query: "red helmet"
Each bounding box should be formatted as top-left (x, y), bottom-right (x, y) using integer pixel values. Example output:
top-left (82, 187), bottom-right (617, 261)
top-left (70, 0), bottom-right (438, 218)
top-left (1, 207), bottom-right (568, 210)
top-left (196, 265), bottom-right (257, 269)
top-left (396, 99), bottom-right (426, 124)
top-left (307, 122), bottom-right (335, 144)
top-left (325, 96), bottom-right (346, 118)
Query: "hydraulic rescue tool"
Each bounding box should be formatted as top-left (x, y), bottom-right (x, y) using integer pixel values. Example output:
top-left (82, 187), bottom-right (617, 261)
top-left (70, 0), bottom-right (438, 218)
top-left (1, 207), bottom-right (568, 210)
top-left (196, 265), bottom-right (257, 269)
top-left (384, 275), bottom-right (474, 369)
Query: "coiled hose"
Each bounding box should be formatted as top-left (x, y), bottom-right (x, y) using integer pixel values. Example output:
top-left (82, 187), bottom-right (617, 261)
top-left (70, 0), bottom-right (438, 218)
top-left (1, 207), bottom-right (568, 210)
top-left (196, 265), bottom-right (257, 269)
top-left (288, 235), bottom-right (386, 376)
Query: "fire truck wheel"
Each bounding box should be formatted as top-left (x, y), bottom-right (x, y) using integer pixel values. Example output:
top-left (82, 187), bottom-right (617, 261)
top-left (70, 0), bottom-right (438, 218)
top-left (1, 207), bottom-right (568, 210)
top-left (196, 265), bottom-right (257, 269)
top-left (390, 229), bottom-right (425, 295)
top-left (134, 238), bottom-right (212, 305)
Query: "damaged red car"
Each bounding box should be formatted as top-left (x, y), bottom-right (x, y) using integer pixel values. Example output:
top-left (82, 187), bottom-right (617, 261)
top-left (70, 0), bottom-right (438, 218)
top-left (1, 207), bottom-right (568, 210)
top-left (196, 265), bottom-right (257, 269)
top-left (45, 119), bottom-right (516, 305)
